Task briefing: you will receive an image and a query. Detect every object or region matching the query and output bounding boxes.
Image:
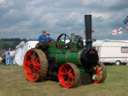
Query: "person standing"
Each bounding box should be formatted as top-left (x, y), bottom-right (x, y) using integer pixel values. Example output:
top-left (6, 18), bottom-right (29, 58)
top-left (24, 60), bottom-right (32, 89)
top-left (5, 48), bottom-right (11, 65)
top-left (10, 48), bottom-right (16, 64)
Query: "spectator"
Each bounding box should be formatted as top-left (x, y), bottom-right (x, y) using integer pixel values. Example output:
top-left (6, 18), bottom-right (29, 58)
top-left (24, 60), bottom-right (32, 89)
top-left (10, 48), bottom-right (16, 64)
top-left (5, 48), bottom-right (11, 65)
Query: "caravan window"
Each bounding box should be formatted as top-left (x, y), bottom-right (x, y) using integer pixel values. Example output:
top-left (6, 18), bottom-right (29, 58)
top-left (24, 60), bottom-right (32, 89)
top-left (121, 47), bottom-right (128, 53)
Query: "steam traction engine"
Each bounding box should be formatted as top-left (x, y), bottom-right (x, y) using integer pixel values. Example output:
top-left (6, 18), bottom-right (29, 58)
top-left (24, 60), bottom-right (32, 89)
top-left (23, 15), bottom-right (106, 88)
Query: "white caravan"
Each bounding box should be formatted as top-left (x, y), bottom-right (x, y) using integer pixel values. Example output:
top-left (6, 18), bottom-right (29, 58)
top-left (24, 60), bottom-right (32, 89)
top-left (93, 40), bottom-right (128, 65)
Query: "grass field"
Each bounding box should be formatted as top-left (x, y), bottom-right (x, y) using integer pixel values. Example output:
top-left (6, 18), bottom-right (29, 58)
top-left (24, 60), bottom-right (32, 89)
top-left (0, 64), bottom-right (128, 96)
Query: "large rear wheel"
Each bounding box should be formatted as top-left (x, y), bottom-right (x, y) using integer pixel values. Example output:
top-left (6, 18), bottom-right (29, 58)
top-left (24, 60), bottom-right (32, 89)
top-left (58, 63), bottom-right (80, 88)
top-left (23, 49), bottom-right (48, 82)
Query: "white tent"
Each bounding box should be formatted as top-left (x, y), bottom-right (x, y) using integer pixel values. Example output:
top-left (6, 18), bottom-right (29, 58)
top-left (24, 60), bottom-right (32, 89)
top-left (14, 41), bottom-right (39, 66)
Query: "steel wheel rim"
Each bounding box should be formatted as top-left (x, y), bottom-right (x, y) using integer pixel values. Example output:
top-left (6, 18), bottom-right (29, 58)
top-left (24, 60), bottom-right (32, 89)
top-left (58, 63), bottom-right (79, 88)
top-left (23, 49), bottom-right (41, 82)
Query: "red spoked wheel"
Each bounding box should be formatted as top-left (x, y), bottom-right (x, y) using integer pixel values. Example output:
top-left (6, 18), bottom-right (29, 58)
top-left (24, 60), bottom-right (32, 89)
top-left (23, 48), bottom-right (48, 82)
top-left (93, 63), bottom-right (107, 83)
top-left (58, 63), bottom-right (80, 88)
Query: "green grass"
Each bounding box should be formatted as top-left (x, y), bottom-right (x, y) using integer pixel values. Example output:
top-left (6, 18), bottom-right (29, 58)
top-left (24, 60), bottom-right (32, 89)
top-left (0, 64), bottom-right (128, 96)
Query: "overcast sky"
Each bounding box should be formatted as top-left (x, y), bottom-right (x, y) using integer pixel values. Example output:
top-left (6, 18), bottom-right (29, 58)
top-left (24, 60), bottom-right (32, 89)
top-left (0, 0), bottom-right (128, 39)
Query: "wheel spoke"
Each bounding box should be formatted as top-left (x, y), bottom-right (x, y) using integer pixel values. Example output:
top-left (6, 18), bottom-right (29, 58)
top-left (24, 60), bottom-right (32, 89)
top-left (68, 72), bottom-right (74, 80)
top-left (27, 51), bottom-right (32, 56)
top-left (59, 71), bottom-right (67, 76)
top-left (60, 65), bottom-right (68, 73)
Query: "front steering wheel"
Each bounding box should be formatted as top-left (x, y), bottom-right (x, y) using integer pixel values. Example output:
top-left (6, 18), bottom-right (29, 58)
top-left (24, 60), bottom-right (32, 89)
top-left (56, 33), bottom-right (71, 48)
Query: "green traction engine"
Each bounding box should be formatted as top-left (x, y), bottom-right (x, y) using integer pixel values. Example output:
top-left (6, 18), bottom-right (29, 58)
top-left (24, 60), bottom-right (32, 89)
top-left (23, 15), bottom-right (107, 88)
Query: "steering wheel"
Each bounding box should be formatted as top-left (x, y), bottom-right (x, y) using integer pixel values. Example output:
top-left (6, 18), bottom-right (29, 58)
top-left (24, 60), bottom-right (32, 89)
top-left (56, 33), bottom-right (71, 48)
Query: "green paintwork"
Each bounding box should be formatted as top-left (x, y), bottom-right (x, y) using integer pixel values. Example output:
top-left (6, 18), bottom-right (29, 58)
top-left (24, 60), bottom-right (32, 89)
top-left (47, 42), bottom-right (82, 65)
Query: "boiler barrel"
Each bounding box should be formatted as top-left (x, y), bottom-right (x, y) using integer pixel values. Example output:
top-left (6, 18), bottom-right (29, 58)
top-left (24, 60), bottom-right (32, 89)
top-left (48, 48), bottom-right (99, 67)
top-left (50, 50), bottom-right (81, 65)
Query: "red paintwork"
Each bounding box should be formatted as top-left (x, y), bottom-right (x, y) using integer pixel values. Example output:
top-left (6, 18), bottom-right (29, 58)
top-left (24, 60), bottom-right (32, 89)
top-left (23, 50), bottom-right (41, 82)
top-left (58, 64), bottom-right (76, 88)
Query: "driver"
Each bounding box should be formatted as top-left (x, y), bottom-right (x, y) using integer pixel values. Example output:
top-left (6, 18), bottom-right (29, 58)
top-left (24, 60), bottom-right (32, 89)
top-left (38, 30), bottom-right (54, 43)
top-left (37, 30), bottom-right (54, 52)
